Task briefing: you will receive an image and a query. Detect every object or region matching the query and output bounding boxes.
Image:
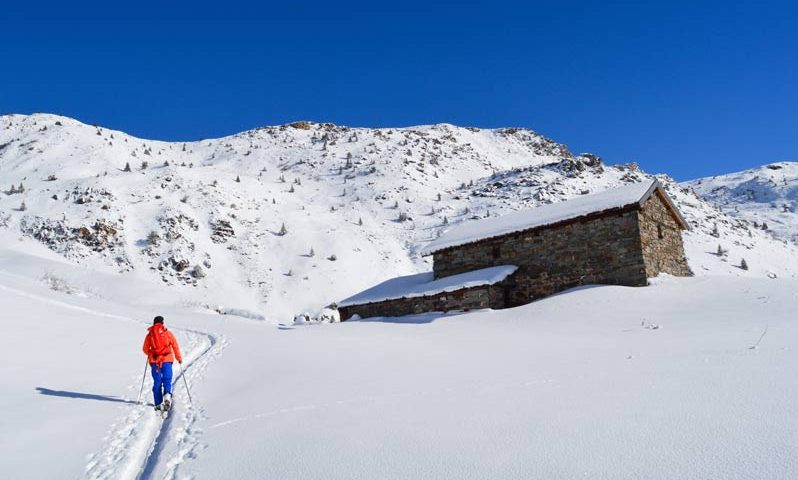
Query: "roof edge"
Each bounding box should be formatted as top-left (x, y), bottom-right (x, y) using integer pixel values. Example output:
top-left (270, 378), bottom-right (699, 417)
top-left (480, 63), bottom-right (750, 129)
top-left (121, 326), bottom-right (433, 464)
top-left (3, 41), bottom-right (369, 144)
top-left (638, 180), bottom-right (689, 230)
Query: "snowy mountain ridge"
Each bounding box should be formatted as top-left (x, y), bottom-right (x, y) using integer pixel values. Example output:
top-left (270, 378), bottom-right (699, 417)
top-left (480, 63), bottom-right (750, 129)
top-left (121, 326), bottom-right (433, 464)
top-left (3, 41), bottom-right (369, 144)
top-left (686, 161), bottom-right (798, 244)
top-left (1, 113), bottom-right (796, 322)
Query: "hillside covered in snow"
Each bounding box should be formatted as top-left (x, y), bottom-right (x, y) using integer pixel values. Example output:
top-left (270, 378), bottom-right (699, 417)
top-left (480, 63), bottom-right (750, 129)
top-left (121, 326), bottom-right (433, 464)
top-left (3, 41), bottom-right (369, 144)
top-left (686, 162), bottom-right (798, 245)
top-left (2, 114), bottom-right (798, 479)
top-left (2, 113), bottom-right (796, 323)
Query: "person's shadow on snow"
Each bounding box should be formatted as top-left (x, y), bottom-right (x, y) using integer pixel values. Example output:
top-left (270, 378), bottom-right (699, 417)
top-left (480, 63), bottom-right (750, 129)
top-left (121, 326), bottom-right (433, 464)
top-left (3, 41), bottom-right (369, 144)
top-left (36, 387), bottom-right (142, 405)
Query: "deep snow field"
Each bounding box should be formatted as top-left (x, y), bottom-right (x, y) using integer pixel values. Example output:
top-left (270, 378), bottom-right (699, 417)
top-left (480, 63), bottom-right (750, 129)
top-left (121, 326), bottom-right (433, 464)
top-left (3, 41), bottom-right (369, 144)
top-left (1, 233), bottom-right (796, 480)
top-left (1, 114), bottom-right (797, 479)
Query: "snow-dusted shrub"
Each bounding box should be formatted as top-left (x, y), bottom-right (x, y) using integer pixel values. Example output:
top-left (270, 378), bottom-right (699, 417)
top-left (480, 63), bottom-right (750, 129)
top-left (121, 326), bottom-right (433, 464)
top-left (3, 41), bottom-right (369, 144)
top-left (41, 272), bottom-right (84, 296)
top-left (215, 307), bottom-right (266, 320)
top-left (147, 231), bottom-right (161, 246)
top-left (191, 265), bottom-right (207, 278)
top-left (293, 307), bottom-right (341, 325)
top-left (318, 307), bottom-right (340, 323)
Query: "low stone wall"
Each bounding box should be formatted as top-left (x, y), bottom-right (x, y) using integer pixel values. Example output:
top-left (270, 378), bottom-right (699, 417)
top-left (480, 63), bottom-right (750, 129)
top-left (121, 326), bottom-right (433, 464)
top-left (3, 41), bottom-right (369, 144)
top-left (339, 283), bottom-right (506, 321)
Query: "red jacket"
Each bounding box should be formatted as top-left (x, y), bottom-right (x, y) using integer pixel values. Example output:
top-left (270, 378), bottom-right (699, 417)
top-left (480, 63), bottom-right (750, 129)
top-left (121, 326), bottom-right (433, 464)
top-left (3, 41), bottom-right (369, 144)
top-left (142, 324), bottom-right (183, 365)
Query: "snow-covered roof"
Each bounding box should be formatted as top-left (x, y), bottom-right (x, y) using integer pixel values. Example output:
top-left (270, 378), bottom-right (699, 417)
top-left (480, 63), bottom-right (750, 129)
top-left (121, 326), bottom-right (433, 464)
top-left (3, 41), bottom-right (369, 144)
top-left (338, 265), bottom-right (518, 307)
top-left (421, 179), bottom-right (686, 256)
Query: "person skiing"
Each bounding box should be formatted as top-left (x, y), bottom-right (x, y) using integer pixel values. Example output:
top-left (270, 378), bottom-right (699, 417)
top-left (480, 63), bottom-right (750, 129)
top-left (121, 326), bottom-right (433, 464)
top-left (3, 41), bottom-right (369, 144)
top-left (142, 316), bottom-right (183, 412)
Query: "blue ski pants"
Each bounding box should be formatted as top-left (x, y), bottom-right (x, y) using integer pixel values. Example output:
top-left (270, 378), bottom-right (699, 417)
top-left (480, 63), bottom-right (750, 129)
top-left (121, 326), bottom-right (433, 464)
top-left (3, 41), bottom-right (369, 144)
top-left (150, 362), bottom-right (173, 406)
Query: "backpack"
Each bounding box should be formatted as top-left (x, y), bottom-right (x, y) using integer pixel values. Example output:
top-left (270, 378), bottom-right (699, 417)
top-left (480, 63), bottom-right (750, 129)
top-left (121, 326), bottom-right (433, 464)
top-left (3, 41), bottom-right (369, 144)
top-left (148, 324), bottom-right (172, 358)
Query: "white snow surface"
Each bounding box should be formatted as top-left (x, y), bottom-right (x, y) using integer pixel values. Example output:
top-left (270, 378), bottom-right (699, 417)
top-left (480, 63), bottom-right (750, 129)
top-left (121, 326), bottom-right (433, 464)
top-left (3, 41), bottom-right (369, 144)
top-left (338, 264), bottom-right (518, 308)
top-left (686, 161), bottom-right (798, 244)
top-left (2, 114), bottom-right (798, 478)
top-left (1, 242), bottom-right (797, 479)
top-left (422, 179), bottom-right (661, 255)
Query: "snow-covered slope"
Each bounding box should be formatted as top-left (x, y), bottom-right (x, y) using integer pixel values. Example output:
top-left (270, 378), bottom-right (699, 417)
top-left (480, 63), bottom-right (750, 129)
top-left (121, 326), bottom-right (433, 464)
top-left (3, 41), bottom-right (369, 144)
top-left (3, 114), bottom-right (798, 479)
top-left (1, 113), bottom-right (796, 325)
top-left (686, 161), bottom-right (798, 244)
top-left (2, 242), bottom-right (797, 479)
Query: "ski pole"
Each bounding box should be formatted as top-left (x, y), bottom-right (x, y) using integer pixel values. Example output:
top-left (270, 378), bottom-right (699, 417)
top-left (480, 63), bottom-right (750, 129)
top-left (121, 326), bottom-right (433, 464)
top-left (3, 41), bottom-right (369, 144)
top-left (136, 359), bottom-right (148, 405)
top-left (179, 362), bottom-right (194, 408)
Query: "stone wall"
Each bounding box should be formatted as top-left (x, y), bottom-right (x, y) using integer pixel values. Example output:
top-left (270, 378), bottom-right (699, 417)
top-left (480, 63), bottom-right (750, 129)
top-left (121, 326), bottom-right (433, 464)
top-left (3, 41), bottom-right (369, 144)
top-left (341, 190), bottom-right (692, 321)
top-left (638, 193), bottom-right (692, 277)
top-left (339, 283), bottom-right (507, 321)
top-left (433, 208), bottom-right (649, 306)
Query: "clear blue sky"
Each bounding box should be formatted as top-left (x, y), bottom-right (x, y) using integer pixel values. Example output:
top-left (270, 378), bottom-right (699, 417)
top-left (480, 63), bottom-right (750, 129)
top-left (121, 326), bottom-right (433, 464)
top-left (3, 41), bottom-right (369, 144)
top-left (3, 1), bottom-right (797, 180)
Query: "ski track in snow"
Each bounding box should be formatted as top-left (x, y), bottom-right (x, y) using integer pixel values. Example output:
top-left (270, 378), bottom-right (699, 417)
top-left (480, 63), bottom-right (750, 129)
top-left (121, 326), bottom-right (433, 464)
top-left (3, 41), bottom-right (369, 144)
top-left (84, 327), bottom-right (226, 480)
top-left (0, 283), bottom-right (226, 480)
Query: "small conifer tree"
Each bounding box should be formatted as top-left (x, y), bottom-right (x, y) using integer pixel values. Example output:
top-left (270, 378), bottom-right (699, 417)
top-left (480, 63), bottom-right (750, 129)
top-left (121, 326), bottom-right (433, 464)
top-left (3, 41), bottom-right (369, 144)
top-left (740, 258), bottom-right (748, 270)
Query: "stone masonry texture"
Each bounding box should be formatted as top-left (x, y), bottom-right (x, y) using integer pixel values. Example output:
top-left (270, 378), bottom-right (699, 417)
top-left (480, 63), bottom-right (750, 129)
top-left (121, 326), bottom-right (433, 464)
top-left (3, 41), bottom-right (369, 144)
top-left (338, 283), bottom-right (506, 321)
top-left (341, 189), bottom-right (691, 320)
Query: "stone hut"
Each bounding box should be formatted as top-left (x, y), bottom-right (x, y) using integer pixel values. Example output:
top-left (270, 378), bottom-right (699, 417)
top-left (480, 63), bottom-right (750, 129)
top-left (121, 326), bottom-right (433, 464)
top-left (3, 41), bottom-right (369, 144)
top-left (338, 179), bottom-right (691, 320)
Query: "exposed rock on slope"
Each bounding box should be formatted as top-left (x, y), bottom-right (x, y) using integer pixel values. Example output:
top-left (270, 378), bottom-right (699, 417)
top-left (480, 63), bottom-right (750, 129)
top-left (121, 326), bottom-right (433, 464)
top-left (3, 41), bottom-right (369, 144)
top-left (1, 113), bottom-right (796, 321)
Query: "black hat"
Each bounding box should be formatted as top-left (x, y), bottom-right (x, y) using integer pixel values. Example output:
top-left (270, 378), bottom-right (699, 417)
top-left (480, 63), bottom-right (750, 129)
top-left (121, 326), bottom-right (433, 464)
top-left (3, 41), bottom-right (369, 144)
top-left (153, 316), bottom-right (164, 324)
